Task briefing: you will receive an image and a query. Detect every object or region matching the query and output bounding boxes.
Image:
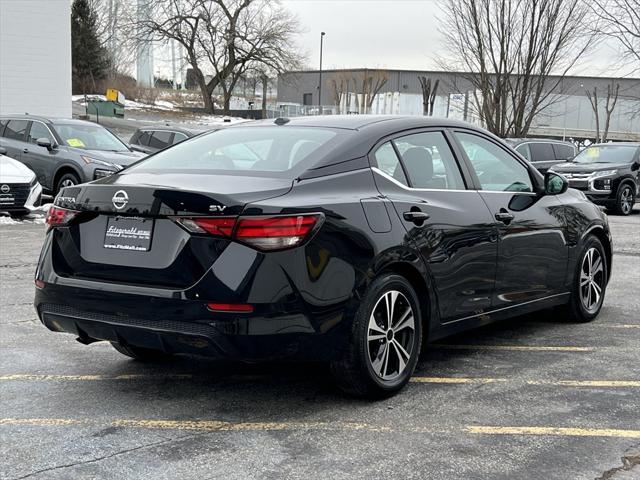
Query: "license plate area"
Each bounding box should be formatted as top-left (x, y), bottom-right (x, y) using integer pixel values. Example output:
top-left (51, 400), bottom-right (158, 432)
top-left (104, 216), bottom-right (154, 251)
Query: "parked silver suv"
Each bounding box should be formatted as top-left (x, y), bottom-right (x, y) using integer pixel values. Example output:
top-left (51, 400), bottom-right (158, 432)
top-left (0, 115), bottom-right (146, 194)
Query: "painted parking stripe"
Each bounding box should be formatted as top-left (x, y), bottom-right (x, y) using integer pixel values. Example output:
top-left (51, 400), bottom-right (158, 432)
top-left (2, 417), bottom-right (640, 438)
top-left (411, 377), bottom-right (640, 388)
top-left (608, 324), bottom-right (640, 329)
top-left (410, 377), bottom-right (507, 384)
top-left (0, 374), bottom-right (194, 381)
top-left (431, 344), bottom-right (594, 352)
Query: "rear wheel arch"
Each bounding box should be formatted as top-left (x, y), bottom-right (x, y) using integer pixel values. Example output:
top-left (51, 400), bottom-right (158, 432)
top-left (376, 260), bottom-right (435, 344)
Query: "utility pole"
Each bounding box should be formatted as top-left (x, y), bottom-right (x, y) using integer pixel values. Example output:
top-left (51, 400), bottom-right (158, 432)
top-left (318, 31), bottom-right (325, 113)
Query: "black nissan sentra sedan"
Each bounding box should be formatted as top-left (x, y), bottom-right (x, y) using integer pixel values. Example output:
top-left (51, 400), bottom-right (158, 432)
top-left (35, 116), bottom-right (612, 397)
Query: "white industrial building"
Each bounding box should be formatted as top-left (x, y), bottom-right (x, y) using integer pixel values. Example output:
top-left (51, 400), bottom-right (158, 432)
top-left (0, 0), bottom-right (72, 118)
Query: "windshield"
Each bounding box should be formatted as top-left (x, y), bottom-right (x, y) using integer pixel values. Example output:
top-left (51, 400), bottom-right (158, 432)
top-left (53, 123), bottom-right (129, 152)
top-left (126, 126), bottom-right (343, 178)
top-left (573, 145), bottom-right (638, 164)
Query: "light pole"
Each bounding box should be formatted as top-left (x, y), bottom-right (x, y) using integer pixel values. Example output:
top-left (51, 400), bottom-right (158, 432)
top-left (318, 32), bottom-right (326, 114)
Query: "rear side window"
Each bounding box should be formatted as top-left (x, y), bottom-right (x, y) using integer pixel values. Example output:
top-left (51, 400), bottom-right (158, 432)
top-left (135, 131), bottom-right (152, 146)
top-left (553, 143), bottom-right (576, 161)
top-left (126, 127), bottom-right (341, 178)
top-left (4, 120), bottom-right (28, 141)
top-left (529, 142), bottom-right (554, 162)
top-left (172, 132), bottom-right (188, 145)
top-left (149, 130), bottom-right (173, 150)
top-left (393, 132), bottom-right (466, 190)
top-left (373, 142), bottom-right (408, 186)
top-left (0, 119), bottom-right (7, 136)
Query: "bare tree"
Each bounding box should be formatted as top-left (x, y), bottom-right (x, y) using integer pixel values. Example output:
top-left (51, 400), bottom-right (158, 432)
top-left (586, 87), bottom-right (601, 142)
top-left (351, 69), bottom-right (388, 114)
top-left (418, 76), bottom-right (439, 116)
top-left (592, 0), bottom-right (640, 68)
top-left (439, 0), bottom-right (598, 137)
top-left (131, 0), bottom-right (303, 114)
top-left (586, 82), bottom-right (621, 142)
top-left (327, 71), bottom-right (352, 113)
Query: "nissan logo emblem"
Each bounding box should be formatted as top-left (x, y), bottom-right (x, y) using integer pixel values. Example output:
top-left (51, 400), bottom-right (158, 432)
top-left (112, 190), bottom-right (129, 210)
top-left (0, 184), bottom-right (9, 194)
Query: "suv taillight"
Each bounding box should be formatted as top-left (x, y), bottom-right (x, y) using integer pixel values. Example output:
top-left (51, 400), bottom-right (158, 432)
top-left (45, 206), bottom-right (79, 229)
top-left (175, 214), bottom-right (323, 251)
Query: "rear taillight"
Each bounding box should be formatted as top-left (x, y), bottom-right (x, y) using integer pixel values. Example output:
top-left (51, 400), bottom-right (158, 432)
top-left (175, 214), bottom-right (323, 251)
top-left (45, 206), bottom-right (79, 229)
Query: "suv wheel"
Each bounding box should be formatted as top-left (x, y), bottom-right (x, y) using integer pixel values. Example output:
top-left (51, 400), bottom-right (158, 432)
top-left (56, 172), bottom-right (80, 194)
top-left (614, 184), bottom-right (635, 215)
top-left (563, 235), bottom-right (608, 323)
top-left (330, 274), bottom-right (422, 398)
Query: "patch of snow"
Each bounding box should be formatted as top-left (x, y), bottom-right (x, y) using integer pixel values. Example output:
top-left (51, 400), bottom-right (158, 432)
top-left (0, 203), bottom-right (52, 225)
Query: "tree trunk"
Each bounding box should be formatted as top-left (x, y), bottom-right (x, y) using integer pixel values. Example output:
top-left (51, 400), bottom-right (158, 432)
top-left (195, 69), bottom-right (214, 114)
top-left (261, 75), bottom-right (268, 119)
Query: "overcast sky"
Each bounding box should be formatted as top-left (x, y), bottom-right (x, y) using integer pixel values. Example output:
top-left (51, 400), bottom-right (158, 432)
top-left (280, 0), bottom-right (632, 77)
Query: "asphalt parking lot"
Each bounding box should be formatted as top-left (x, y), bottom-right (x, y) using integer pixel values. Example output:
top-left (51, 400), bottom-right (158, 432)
top-left (1, 208), bottom-right (639, 480)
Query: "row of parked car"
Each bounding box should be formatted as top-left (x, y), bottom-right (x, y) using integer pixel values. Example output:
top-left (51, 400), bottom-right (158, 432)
top-left (0, 113), bottom-right (638, 217)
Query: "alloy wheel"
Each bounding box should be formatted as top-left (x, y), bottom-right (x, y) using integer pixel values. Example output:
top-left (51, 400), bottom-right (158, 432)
top-left (367, 290), bottom-right (415, 381)
top-left (61, 178), bottom-right (76, 188)
top-left (620, 186), bottom-right (634, 215)
top-left (579, 247), bottom-right (605, 313)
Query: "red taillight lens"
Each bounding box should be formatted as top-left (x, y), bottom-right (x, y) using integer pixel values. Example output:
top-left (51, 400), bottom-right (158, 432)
top-left (174, 214), bottom-right (322, 251)
top-left (207, 303), bottom-right (254, 313)
top-left (45, 206), bottom-right (79, 229)
top-left (235, 215), bottom-right (321, 250)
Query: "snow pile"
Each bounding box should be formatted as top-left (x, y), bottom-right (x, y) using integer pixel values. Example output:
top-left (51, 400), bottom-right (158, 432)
top-left (0, 203), bottom-right (52, 225)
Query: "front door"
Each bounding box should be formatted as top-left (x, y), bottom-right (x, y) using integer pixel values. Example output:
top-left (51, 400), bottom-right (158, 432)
top-left (22, 121), bottom-right (60, 189)
top-left (452, 131), bottom-right (568, 308)
top-left (371, 130), bottom-right (498, 323)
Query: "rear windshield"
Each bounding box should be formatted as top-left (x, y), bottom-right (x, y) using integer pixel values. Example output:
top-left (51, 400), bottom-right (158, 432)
top-left (573, 145), bottom-right (638, 164)
top-left (126, 126), bottom-right (343, 178)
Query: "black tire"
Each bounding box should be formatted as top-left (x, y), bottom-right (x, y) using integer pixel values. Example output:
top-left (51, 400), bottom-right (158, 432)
top-left (56, 172), bottom-right (80, 194)
top-left (330, 274), bottom-right (423, 398)
top-left (563, 235), bottom-right (608, 323)
top-left (110, 342), bottom-right (174, 362)
top-left (613, 183), bottom-right (635, 216)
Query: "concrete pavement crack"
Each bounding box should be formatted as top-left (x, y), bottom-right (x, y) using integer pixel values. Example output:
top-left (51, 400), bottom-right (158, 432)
top-left (9, 435), bottom-right (178, 480)
top-left (596, 444), bottom-right (640, 480)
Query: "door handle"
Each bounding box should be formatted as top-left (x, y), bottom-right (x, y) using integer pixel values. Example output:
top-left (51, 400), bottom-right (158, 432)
top-left (23, 148), bottom-right (29, 153)
top-left (494, 210), bottom-right (514, 224)
top-left (403, 210), bottom-right (430, 223)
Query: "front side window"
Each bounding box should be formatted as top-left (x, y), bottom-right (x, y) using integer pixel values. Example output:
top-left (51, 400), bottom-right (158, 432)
top-left (393, 132), bottom-right (466, 190)
top-left (455, 132), bottom-right (534, 193)
top-left (515, 143), bottom-right (531, 161)
top-left (53, 123), bottom-right (129, 152)
top-left (172, 132), bottom-right (188, 145)
top-left (135, 131), bottom-right (153, 146)
top-left (529, 142), bottom-right (554, 162)
top-left (553, 144), bottom-right (576, 161)
top-left (28, 122), bottom-right (54, 144)
top-left (126, 127), bottom-right (341, 178)
top-left (4, 120), bottom-right (28, 141)
top-left (373, 142), bottom-right (408, 186)
top-left (149, 131), bottom-right (173, 149)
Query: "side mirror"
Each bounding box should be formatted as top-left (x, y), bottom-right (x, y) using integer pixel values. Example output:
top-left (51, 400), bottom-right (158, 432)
top-left (632, 160), bottom-right (640, 172)
top-left (0, 146), bottom-right (6, 156)
top-left (544, 172), bottom-right (568, 195)
top-left (36, 138), bottom-right (56, 150)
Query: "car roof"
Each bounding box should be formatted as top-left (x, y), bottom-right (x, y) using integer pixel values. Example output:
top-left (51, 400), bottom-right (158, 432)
top-left (135, 125), bottom-right (210, 135)
top-left (236, 115), bottom-right (473, 131)
top-left (588, 142), bottom-right (640, 147)
top-left (0, 114), bottom-right (101, 127)
top-left (505, 138), bottom-right (575, 145)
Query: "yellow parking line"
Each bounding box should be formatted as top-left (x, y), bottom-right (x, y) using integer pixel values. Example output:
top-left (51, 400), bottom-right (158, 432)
top-left (526, 379), bottom-right (640, 388)
top-left (431, 344), bottom-right (594, 352)
top-left (3, 417), bottom-right (640, 438)
top-left (466, 426), bottom-right (640, 438)
top-left (0, 374), bottom-right (194, 381)
top-left (410, 377), bottom-right (507, 384)
top-left (608, 324), bottom-right (640, 329)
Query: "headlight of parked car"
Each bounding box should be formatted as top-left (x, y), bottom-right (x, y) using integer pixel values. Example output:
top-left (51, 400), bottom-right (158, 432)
top-left (81, 155), bottom-right (118, 169)
top-left (591, 170), bottom-right (617, 178)
top-left (93, 169), bottom-right (116, 179)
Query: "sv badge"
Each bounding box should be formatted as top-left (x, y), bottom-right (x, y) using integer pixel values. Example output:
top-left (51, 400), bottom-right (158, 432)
top-left (209, 205), bottom-right (227, 213)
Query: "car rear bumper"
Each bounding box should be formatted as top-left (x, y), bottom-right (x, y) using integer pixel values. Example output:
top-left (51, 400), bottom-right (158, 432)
top-left (34, 282), bottom-right (350, 362)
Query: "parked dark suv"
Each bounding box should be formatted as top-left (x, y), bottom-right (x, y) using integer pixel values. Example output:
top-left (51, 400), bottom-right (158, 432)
top-left (550, 143), bottom-right (640, 215)
top-left (129, 126), bottom-right (209, 155)
top-left (0, 115), bottom-right (146, 194)
top-left (506, 138), bottom-right (577, 174)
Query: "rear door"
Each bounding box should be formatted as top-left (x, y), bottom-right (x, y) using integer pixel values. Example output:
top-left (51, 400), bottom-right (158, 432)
top-left (22, 121), bottom-right (59, 188)
top-left (371, 129), bottom-right (498, 323)
top-left (451, 131), bottom-right (568, 307)
top-left (0, 120), bottom-right (29, 161)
